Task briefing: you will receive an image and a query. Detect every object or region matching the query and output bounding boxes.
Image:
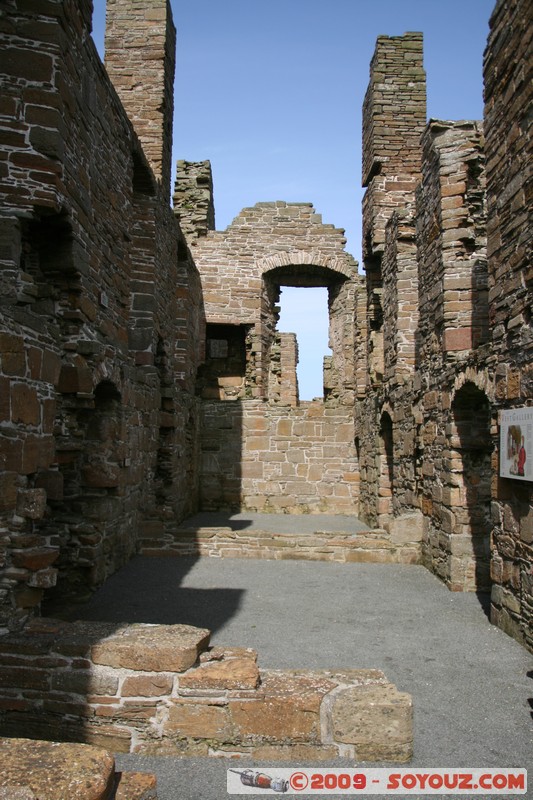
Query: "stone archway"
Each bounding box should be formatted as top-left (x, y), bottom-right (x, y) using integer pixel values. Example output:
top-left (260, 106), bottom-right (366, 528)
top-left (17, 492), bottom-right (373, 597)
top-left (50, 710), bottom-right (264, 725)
top-left (449, 382), bottom-right (493, 593)
top-left (378, 411), bottom-right (394, 525)
top-left (261, 258), bottom-right (356, 405)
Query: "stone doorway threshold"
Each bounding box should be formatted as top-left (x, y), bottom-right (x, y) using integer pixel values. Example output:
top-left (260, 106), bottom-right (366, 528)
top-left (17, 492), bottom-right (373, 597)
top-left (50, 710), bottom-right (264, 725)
top-left (140, 512), bottom-right (421, 564)
top-left (180, 511), bottom-right (370, 534)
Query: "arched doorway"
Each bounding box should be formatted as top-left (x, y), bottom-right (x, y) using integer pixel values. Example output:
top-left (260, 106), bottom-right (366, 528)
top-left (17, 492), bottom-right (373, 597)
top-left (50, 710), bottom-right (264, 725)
top-left (378, 411), bottom-right (394, 525)
top-left (449, 382), bottom-right (493, 595)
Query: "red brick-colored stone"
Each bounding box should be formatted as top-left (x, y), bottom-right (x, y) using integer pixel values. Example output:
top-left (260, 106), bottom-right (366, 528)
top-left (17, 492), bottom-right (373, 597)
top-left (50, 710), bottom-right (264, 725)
top-left (12, 547), bottom-right (59, 571)
top-left (115, 772), bottom-right (158, 800)
top-left (57, 365), bottom-right (93, 394)
top-left (0, 333), bottom-right (25, 376)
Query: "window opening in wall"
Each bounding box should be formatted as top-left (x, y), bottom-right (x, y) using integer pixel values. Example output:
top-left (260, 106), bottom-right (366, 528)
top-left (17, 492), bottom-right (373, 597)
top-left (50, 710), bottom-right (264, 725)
top-left (277, 286), bottom-right (330, 400)
top-left (197, 323), bottom-right (248, 400)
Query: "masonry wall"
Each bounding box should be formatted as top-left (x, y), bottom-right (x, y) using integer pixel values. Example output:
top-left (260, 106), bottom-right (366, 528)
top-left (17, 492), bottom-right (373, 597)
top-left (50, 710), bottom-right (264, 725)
top-left (173, 187), bottom-right (363, 516)
top-left (0, 0), bottom-right (203, 626)
top-left (0, 618), bottom-right (413, 761)
top-left (362, 26), bottom-right (425, 257)
top-left (358, 14), bottom-right (532, 652)
top-left (104, 0), bottom-right (176, 202)
top-left (200, 400), bottom-right (359, 514)
top-left (357, 32), bottom-right (426, 531)
top-left (483, 0), bottom-right (533, 649)
top-left (359, 45), bottom-right (493, 588)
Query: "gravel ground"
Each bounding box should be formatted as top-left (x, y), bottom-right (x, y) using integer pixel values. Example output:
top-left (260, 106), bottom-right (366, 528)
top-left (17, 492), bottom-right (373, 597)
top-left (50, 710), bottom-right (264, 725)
top-left (74, 538), bottom-right (532, 800)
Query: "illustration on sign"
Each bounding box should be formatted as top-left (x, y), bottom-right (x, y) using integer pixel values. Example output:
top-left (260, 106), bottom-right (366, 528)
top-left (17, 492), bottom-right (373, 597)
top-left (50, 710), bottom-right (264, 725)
top-left (499, 408), bottom-right (533, 481)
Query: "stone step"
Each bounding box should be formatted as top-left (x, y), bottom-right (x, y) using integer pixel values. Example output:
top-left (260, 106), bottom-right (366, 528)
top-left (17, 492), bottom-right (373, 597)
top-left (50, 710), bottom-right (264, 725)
top-left (140, 525), bottom-right (421, 564)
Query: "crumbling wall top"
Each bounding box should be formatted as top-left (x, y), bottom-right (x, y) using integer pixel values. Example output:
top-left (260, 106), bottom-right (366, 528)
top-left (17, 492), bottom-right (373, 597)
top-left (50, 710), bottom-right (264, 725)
top-left (362, 31), bottom-right (426, 187)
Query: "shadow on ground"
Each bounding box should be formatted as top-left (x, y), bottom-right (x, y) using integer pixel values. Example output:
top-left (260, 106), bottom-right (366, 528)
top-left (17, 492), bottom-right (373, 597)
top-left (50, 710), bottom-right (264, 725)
top-left (62, 555), bottom-right (245, 634)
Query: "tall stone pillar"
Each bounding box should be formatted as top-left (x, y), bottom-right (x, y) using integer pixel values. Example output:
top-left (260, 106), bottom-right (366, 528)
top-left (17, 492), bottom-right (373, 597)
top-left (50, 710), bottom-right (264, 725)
top-left (362, 32), bottom-right (426, 261)
top-left (173, 160), bottom-right (216, 242)
top-left (361, 32), bottom-right (426, 387)
top-left (104, 0), bottom-right (176, 203)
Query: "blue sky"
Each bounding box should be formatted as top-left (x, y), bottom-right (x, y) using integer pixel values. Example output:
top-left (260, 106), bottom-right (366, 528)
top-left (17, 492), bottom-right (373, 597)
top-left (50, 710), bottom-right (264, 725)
top-left (91, 0), bottom-right (493, 398)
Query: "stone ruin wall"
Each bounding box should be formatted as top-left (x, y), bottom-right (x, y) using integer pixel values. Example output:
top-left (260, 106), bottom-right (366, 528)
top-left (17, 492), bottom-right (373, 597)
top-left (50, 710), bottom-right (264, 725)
top-left (199, 401), bottom-right (359, 515)
top-left (357, 32), bottom-right (426, 532)
top-left (483, 0), bottom-right (532, 649)
top-left (0, 618), bottom-right (413, 762)
top-left (357, 3), bottom-right (532, 650)
top-left (173, 187), bottom-right (364, 514)
top-left (0, 0), bottom-right (531, 657)
top-left (415, 120), bottom-right (491, 593)
top-left (0, 0), bottom-right (204, 627)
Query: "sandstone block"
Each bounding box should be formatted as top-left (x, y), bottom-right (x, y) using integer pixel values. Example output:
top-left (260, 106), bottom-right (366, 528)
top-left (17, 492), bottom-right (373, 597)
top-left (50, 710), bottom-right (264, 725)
top-left (443, 327), bottom-right (472, 351)
top-left (57, 365), bottom-right (93, 394)
top-left (0, 472), bottom-right (17, 513)
top-left (41, 350), bottom-right (61, 385)
top-left (91, 623), bottom-right (210, 672)
top-left (0, 738), bottom-right (115, 800)
top-left (82, 725), bottom-right (132, 754)
top-left (229, 697), bottom-right (317, 742)
top-left (0, 333), bottom-right (25, 375)
top-left (0, 665), bottom-right (49, 692)
top-left (35, 469), bottom-right (64, 500)
top-left (13, 585), bottom-right (44, 608)
top-left (229, 672), bottom-right (335, 743)
top-left (180, 655), bottom-right (260, 690)
top-left (11, 384), bottom-right (40, 426)
top-left (51, 666), bottom-right (119, 696)
top-left (115, 772), bottom-right (158, 800)
top-left (331, 684), bottom-right (413, 761)
top-left (122, 674), bottom-right (174, 697)
top-left (82, 464), bottom-right (120, 488)
top-left (12, 547), bottom-right (59, 571)
top-left (165, 701), bottom-right (233, 739)
top-left (388, 512), bottom-right (425, 544)
top-left (27, 567), bottom-right (58, 588)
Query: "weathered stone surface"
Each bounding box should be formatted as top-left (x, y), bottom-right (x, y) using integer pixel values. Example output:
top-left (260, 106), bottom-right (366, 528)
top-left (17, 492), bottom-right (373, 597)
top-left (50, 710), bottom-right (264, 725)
top-left (165, 701), bottom-right (233, 739)
top-left (229, 672), bottom-right (336, 743)
top-left (121, 674), bottom-right (174, 697)
top-left (0, 788), bottom-right (35, 799)
top-left (16, 489), bottom-right (47, 520)
top-left (331, 684), bottom-right (413, 761)
top-left (0, 738), bottom-right (115, 800)
top-left (12, 547), bottom-right (59, 571)
top-left (115, 772), bottom-right (158, 800)
top-left (179, 648), bottom-right (259, 689)
top-left (90, 624), bottom-right (210, 671)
